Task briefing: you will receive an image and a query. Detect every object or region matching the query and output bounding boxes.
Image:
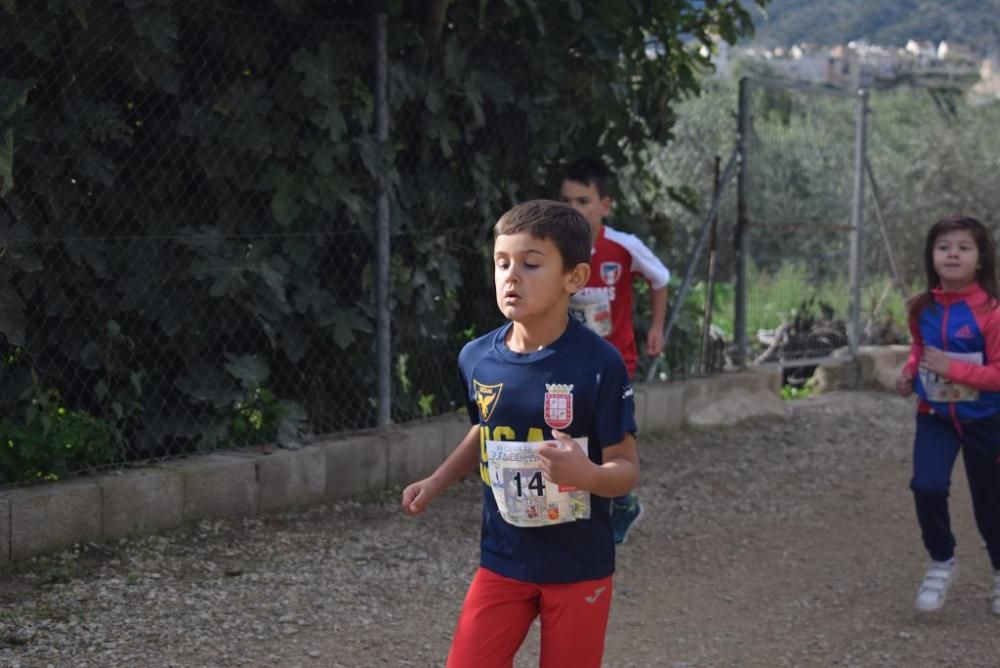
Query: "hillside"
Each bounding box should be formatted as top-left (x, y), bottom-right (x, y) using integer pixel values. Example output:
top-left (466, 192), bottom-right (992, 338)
top-left (747, 0), bottom-right (1000, 52)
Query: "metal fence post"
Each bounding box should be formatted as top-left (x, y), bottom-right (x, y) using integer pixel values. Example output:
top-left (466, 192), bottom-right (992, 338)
top-left (848, 88), bottom-right (868, 358)
top-left (648, 148), bottom-right (738, 383)
top-left (734, 76), bottom-right (750, 368)
top-left (374, 13), bottom-right (391, 426)
top-left (699, 155), bottom-right (721, 375)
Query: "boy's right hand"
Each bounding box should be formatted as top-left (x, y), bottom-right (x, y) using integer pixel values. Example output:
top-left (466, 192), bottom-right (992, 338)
top-left (894, 370), bottom-right (914, 397)
top-left (401, 477), bottom-right (444, 516)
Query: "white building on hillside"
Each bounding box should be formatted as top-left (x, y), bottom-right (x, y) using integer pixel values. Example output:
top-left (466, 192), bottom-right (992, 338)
top-left (905, 39), bottom-right (937, 66)
top-left (826, 45), bottom-right (862, 87)
top-left (938, 41), bottom-right (977, 65)
top-left (849, 40), bottom-right (905, 79)
top-left (720, 37), bottom-right (980, 90)
top-left (758, 43), bottom-right (830, 82)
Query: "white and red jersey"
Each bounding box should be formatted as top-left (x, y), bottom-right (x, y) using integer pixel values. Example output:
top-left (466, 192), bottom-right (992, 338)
top-left (576, 225), bottom-right (670, 376)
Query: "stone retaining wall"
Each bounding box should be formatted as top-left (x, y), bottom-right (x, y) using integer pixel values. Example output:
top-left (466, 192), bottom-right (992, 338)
top-left (0, 368), bottom-right (790, 565)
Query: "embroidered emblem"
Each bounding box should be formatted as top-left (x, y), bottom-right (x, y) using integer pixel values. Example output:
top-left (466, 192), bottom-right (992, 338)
top-left (543, 383), bottom-right (574, 429)
top-left (474, 380), bottom-right (503, 421)
top-left (600, 262), bottom-right (622, 286)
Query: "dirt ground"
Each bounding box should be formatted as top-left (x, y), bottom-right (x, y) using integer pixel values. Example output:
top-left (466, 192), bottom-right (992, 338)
top-left (2, 390), bottom-right (999, 667)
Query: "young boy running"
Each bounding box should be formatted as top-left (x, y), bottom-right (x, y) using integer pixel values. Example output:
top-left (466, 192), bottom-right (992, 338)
top-left (401, 200), bottom-right (639, 668)
top-left (560, 157), bottom-right (669, 544)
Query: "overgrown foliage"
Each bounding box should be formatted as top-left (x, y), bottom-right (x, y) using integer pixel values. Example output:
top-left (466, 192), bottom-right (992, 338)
top-left (0, 0), bottom-right (763, 483)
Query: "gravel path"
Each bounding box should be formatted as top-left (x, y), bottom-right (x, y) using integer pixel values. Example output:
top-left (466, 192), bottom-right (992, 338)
top-left (2, 390), bottom-right (998, 667)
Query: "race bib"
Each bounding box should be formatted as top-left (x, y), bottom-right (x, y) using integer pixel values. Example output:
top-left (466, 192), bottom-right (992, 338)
top-left (920, 351), bottom-right (982, 402)
top-left (485, 438), bottom-right (591, 528)
top-left (569, 291), bottom-right (611, 337)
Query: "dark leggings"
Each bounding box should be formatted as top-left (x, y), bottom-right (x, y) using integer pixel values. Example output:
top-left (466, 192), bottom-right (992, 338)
top-left (910, 412), bottom-right (1000, 569)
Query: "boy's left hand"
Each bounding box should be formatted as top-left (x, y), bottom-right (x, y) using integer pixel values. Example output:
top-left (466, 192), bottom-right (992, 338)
top-left (537, 429), bottom-right (593, 490)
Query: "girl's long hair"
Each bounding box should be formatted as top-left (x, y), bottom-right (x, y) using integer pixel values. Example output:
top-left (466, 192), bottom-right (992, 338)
top-left (907, 215), bottom-right (1000, 322)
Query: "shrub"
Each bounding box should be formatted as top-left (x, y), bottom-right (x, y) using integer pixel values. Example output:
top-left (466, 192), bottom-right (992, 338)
top-left (0, 388), bottom-right (121, 483)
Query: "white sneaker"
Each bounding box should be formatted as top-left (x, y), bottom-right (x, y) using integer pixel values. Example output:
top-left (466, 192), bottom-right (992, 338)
top-left (991, 572), bottom-right (1000, 615)
top-left (915, 559), bottom-right (957, 612)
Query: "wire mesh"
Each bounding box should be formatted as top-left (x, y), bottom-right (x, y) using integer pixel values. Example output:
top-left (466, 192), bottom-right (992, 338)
top-left (741, 80), bottom-right (857, 375)
top-left (736, 77), bottom-right (1000, 382)
top-left (632, 149), bottom-right (737, 382)
top-left (381, 19), bottom-right (545, 424)
top-left (1, 4), bottom-right (379, 484)
top-left (619, 77), bottom-right (740, 382)
top-left (0, 1), bottom-right (792, 484)
top-left (864, 84), bottom-right (1000, 339)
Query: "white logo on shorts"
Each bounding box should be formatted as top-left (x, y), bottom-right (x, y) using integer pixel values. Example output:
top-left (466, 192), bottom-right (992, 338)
top-left (585, 586), bottom-right (608, 604)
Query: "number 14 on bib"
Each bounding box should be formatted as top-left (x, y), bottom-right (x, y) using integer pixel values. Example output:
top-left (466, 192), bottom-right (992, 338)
top-left (486, 438), bottom-right (592, 528)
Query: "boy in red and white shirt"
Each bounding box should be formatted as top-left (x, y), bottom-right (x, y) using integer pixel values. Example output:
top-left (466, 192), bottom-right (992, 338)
top-left (560, 157), bottom-right (670, 544)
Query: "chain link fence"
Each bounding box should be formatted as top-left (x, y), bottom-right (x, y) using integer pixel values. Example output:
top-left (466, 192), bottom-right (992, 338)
top-left (1, 5), bottom-right (386, 484)
top-left (21, 5), bottom-right (988, 486)
top-left (729, 74), bottom-right (1000, 384)
top-left (737, 78), bottom-right (859, 376)
top-left (606, 72), bottom-right (745, 382)
top-left (380, 23), bottom-right (549, 425)
top-left (2, 3), bottom-right (695, 486)
top-left (864, 82), bottom-right (1000, 301)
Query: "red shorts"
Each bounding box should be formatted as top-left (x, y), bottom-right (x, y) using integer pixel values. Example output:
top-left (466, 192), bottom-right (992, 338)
top-left (447, 567), bottom-right (614, 668)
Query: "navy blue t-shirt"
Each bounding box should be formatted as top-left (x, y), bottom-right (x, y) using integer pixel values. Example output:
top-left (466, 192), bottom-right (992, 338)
top-left (457, 316), bottom-right (637, 584)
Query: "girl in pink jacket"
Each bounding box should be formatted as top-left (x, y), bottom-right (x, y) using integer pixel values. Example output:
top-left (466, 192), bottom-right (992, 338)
top-left (895, 215), bottom-right (1000, 614)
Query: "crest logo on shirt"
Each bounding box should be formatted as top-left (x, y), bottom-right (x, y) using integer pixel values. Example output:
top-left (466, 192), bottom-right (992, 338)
top-left (600, 262), bottom-right (622, 286)
top-left (954, 324), bottom-right (975, 339)
top-left (474, 380), bottom-right (503, 421)
top-left (543, 383), bottom-right (574, 430)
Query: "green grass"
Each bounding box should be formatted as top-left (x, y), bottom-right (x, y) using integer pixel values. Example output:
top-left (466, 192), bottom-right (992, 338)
top-left (707, 262), bottom-right (911, 339)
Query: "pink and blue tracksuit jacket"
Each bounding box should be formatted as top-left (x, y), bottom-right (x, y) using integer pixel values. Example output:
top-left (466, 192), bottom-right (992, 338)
top-left (903, 282), bottom-right (1000, 422)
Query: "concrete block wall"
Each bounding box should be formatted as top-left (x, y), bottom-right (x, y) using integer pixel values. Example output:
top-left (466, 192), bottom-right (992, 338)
top-left (7, 481), bottom-right (102, 560)
top-left (0, 368), bottom-right (782, 566)
top-left (857, 345), bottom-right (911, 391)
top-left (323, 432), bottom-right (388, 500)
top-left (0, 496), bottom-right (8, 565)
top-left (100, 468), bottom-right (183, 541)
top-left (257, 447), bottom-right (326, 512)
top-left (814, 345), bottom-right (910, 393)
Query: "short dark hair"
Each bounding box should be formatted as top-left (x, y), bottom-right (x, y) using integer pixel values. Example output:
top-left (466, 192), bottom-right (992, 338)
top-left (493, 200), bottom-right (591, 270)
top-left (561, 157), bottom-right (613, 198)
